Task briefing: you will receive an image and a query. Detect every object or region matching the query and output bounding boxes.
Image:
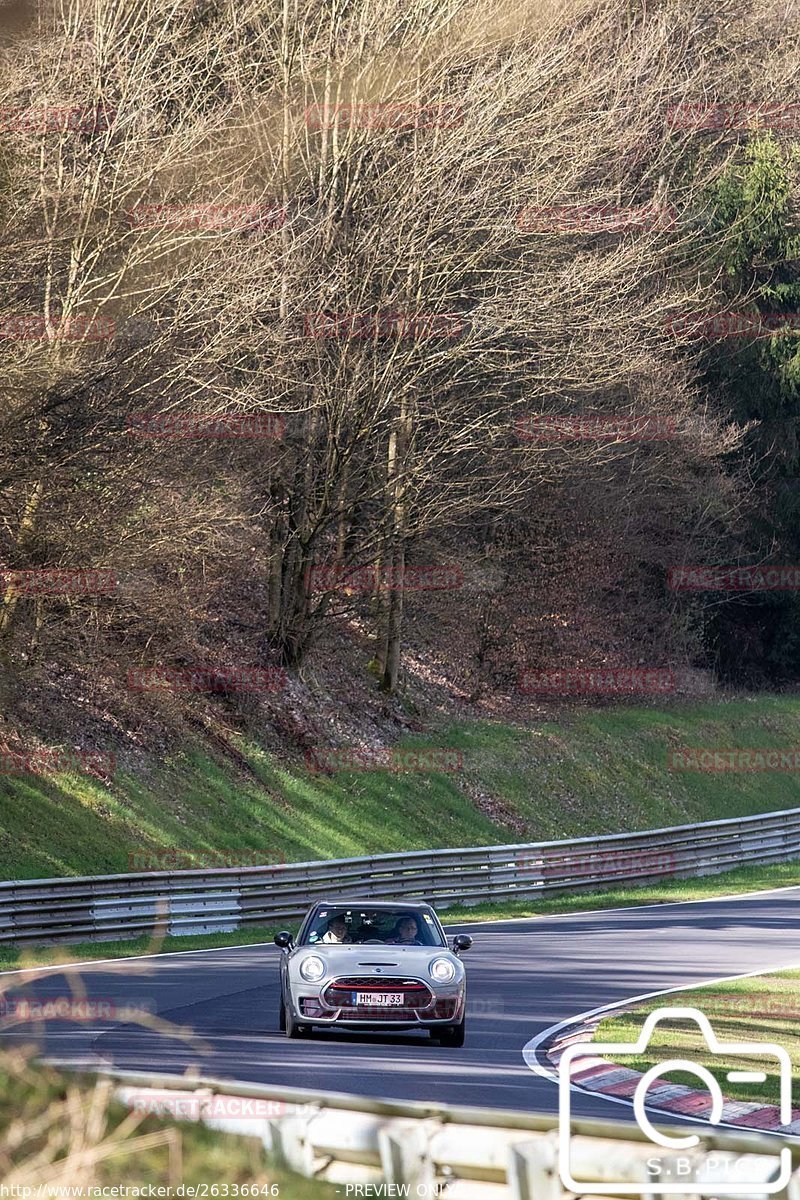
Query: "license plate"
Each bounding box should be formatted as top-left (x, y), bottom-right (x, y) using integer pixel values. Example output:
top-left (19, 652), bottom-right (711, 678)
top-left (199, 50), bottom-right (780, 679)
top-left (354, 991), bottom-right (404, 1006)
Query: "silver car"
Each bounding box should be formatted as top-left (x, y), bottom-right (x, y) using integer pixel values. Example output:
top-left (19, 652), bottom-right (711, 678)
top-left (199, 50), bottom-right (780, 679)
top-left (275, 899), bottom-right (472, 1046)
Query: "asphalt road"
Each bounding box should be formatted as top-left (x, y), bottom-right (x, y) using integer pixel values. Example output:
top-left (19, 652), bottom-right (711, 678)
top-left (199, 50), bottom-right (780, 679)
top-left (2, 886), bottom-right (800, 1122)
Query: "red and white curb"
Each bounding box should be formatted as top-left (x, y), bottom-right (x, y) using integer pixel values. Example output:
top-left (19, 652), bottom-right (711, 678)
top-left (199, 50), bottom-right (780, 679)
top-left (523, 959), bottom-right (800, 1140)
top-left (546, 1021), bottom-right (800, 1134)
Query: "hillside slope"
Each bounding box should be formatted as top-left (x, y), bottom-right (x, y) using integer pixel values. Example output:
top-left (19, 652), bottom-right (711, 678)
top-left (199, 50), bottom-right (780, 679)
top-left (1, 695), bottom-right (799, 880)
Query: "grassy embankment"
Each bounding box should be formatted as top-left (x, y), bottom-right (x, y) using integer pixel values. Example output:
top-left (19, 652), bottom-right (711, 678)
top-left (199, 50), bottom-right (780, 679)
top-left (3, 696), bottom-right (800, 878)
top-left (2, 695), bottom-right (800, 971)
top-left (0, 1048), bottom-right (333, 1196)
top-left (594, 968), bottom-right (800, 1108)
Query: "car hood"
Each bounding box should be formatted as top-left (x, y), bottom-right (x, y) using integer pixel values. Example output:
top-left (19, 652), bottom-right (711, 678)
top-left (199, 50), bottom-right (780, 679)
top-left (293, 944), bottom-right (455, 972)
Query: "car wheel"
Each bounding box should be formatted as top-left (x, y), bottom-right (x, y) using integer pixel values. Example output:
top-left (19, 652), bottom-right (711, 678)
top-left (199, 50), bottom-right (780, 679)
top-left (436, 1017), bottom-right (466, 1047)
top-left (284, 1000), bottom-right (308, 1039)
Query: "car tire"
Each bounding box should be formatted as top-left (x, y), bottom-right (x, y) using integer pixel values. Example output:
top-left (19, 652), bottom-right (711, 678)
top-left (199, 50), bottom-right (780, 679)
top-left (279, 991), bottom-right (286, 1032)
top-left (436, 1016), bottom-right (466, 1047)
top-left (284, 1000), bottom-right (308, 1039)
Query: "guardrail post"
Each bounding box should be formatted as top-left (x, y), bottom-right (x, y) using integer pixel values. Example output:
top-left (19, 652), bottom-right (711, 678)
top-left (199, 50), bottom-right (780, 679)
top-left (378, 1118), bottom-right (437, 1190)
top-left (785, 1166), bottom-right (800, 1200)
top-left (507, 1133), bottom-right (560, 1200)
top-left (265, 1113), bottom-right (318, 1176)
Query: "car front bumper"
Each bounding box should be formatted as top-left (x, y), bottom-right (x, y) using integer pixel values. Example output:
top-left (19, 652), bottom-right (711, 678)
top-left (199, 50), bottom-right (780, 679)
top-left (286, 976), bottom-right (465, 1028)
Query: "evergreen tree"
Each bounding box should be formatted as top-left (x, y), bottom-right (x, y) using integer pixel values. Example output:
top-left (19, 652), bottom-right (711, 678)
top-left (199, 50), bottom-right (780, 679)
top-left (700, 135), bottom-right (800, 681)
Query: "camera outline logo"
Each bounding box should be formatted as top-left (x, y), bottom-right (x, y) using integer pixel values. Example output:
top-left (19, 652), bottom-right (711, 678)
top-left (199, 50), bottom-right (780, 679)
top-left (558, 1006), bottom-right (792, 1195)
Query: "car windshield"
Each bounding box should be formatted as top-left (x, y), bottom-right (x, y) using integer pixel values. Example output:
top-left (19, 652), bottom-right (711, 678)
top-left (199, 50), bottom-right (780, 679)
top-left (303, 906), bottom-right (445, 947)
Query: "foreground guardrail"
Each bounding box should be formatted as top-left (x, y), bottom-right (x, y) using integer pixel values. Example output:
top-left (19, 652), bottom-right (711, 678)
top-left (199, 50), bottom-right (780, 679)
top-left (3, 805), bottom-right (800, 945)
top-left (112, 1070), bottom-right (800, 1199)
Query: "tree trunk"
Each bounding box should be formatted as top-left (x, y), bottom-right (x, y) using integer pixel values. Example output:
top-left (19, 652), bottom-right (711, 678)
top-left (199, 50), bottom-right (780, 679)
top-left (0, 479), bottom-right (45, 642)
top-left (335, 460), bottom-right (350, 563)
top-left (373, 538), bottom-right (389, 674)
top-left (378, 395), bottom-right (410, 692)
top-left (380, 536), bottom-right (404, 692)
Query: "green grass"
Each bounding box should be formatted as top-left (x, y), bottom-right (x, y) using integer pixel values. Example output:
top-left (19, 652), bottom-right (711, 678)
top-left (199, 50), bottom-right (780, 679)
top-left (594, 968), bottom-right (800, 1108)
top-left (0, 925), bottom-right (284, 973)
top-left (0, 1049), bottom-right (334, 1197)
top-left (2, 695), bottom-right (800, 881)
top-left (441, 858), bottom-right (800, 921)
top-left (1, 858), bottom-right (798, 974)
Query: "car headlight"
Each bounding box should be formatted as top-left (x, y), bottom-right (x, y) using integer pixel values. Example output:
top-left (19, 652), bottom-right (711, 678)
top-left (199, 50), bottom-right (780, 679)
top-left (299, 955), bottom-right (326, 982)
top-left (429, 957), bottom-right (456, 983)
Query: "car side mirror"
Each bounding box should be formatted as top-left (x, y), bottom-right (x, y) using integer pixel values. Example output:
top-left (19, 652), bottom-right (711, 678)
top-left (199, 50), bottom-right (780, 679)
top-left (274, 930), bottom-right (294, 950)
top-left (452, 933), bottom-right (472, 954)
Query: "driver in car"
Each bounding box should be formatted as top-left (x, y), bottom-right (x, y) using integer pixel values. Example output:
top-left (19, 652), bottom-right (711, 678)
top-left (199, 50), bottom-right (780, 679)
top-left (387, 915), bottom-right (421, 944)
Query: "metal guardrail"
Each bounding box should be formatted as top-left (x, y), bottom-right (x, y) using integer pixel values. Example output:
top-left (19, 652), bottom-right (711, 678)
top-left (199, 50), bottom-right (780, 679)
top-left (111, 1070), bottom-right (800, 1198)
top-left (4, 805), bottom-right (800, 945)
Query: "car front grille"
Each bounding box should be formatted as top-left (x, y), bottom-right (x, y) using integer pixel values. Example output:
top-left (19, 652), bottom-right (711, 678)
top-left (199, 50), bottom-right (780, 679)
top-left (323, 976), bottom-right (434, 1010)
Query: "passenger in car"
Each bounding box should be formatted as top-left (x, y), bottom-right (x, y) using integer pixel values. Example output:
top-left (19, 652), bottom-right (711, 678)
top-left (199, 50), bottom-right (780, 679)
top-left (321, 915), bottom-right (350, 943)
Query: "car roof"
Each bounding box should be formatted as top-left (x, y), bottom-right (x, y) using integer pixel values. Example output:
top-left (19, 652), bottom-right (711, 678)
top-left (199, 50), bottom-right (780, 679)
top-left (312, 899), bottom-right (435, 909)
